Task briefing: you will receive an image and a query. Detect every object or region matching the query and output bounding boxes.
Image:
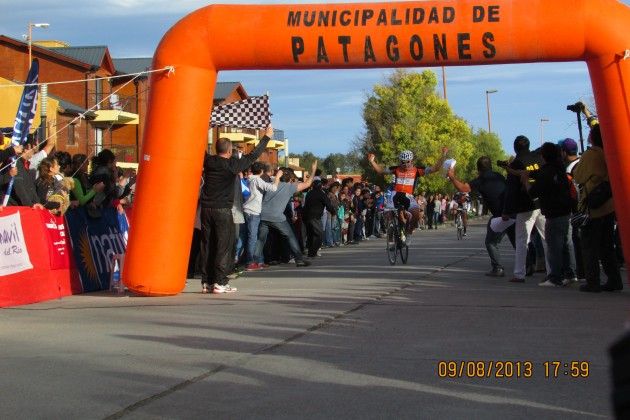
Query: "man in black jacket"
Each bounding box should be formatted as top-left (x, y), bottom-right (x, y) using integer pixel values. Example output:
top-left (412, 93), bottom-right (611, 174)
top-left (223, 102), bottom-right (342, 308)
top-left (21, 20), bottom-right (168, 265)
top-left (303, 180), bottom-right (338, 258)
top-left (521, 142), bottom-right (575, 287)
top-left (447, 157), bottom-right (515, 277)
top-left (501, 135), bottom-right (547, 283)
top-left (199, 125), bottom-right (273, 295)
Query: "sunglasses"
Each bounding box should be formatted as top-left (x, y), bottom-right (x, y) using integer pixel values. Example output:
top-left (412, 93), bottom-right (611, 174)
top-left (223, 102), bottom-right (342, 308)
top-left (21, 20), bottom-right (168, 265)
top-left (402, 160), bottom-right (411, 164)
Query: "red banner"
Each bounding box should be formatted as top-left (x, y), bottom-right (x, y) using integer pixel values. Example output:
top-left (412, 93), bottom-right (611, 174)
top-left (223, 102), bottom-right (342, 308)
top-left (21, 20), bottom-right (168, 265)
top-left (0, 207), bottom-right (80, 308)
top-left (39, 211), bottom-right (72, 270)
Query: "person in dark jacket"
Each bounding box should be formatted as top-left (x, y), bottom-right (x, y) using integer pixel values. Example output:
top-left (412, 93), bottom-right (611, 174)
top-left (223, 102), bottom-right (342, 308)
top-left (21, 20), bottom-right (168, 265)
top-left (0, 142), bottom-right (22, 163)
top-left (501, 135), bottom-right (547, 283)
top-left (199, 125), bottom-right (273, 295)
top-left (522, 143), bottom-right (576, 287)
top-left (2, 142), bottom-right (42, 208)
top-left (88, 149), bottom-right (120, 216)
top-left (447, 156), bottom-right (515, 277)
top-left (303, 180), bottom-right (338, 258)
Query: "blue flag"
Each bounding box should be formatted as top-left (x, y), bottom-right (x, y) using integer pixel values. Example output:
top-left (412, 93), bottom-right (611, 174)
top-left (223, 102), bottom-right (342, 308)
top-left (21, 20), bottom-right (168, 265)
top-left (3, 60), bottom-right (40, 206)
top-left (11, 59), bottom-right (39, 147)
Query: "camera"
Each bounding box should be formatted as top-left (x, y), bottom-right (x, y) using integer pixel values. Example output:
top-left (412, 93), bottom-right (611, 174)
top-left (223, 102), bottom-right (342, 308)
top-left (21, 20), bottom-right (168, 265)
top-left (496, 160), bottom-right (510, 168)
top-left (567, 102), bottom-right (585, 113)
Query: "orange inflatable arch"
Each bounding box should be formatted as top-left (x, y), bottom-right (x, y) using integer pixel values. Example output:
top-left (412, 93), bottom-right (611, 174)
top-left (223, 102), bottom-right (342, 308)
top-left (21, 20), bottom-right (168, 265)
top-left (125, 0), bottom-right (630, 296)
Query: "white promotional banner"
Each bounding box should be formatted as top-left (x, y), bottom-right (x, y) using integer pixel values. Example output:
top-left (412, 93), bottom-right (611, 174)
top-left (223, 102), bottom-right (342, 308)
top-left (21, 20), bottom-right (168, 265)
top-left (0, 212), bottom-right (33, 275)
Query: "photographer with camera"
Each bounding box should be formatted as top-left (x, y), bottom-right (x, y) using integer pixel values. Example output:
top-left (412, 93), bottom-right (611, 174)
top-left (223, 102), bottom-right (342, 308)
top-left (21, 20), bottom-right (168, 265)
top-left (572, 106), bottom-right (622, 292)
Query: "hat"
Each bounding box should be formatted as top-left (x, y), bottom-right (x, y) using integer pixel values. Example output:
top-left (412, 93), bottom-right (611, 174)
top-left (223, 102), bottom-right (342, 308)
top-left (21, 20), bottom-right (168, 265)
top-left (558, 138), bottom-right (578, 154)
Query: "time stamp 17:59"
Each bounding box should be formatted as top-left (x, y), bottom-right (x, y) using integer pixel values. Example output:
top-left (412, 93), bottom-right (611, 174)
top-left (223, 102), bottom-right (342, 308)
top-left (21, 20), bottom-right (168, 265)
top-left (437, 361), bottom-right (590, 378)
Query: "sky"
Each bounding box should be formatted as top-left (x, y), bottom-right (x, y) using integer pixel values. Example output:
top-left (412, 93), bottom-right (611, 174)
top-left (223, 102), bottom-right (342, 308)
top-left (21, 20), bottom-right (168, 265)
top-left (3, 0), bottom-right (627, 158)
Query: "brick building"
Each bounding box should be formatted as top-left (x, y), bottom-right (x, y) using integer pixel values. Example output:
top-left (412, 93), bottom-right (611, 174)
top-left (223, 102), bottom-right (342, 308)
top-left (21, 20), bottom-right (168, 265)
top-left (0, 35), bottom-right (282, 166)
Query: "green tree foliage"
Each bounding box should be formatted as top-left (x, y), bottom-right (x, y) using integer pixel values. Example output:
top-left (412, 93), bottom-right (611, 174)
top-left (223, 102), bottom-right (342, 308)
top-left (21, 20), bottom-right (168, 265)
top-left (355, 69), bottom-right (507, 195)
top-left (289, 151), bottom-right (361, 177)
top-left (322, 151), bottom-right (361, 175)
top-left (290, 151), bottom-right (320, 173)
top-left (461, 129), bottom-right (508, 180)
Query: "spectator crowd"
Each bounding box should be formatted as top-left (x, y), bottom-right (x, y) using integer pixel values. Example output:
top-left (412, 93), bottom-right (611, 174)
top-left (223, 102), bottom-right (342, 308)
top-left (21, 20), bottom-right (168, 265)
top-left (2, 102), bottom-right (625, 296)
top-left (0, 128), bottom-right (135, 218)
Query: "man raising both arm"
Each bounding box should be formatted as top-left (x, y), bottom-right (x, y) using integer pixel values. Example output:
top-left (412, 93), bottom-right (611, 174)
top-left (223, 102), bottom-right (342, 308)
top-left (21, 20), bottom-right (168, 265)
top-left (368, 147), bottom-right (447, 240)
top-left (200, 125), bottom-right (274, 295)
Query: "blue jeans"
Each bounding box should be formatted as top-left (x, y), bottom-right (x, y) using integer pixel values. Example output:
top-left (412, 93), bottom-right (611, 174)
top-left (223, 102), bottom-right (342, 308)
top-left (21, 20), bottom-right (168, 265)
top-left (244, 212), bottom-right (260, 265)
top-left (254, 219), bottom-right (304, 263)
top-left (373, 210), bottom-right (383, 235)
top-left (544, 214), bottom-right (575, 284)
top-left (486, 218), bottom-right (516, 270)
top-left (324, 217), bottom-right (333, 247)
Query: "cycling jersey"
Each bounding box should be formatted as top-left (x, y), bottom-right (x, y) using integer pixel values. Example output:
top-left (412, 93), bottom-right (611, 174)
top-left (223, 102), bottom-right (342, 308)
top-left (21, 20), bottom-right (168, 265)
top-left (387, 165), bottom-right (428, 195)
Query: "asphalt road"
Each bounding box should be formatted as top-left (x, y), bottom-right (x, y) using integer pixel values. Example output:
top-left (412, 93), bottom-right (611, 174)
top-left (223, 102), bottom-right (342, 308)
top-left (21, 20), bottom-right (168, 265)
top-left (1, 219), bottom-right (628, 419)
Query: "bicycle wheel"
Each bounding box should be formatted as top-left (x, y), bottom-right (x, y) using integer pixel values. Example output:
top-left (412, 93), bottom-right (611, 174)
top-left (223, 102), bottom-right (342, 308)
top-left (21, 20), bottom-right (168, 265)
top-left (400, 241), bottom-right (409, 264)
top-left (386, 220), bottom-right (397, 265)
top-left (456, 215), bottom-right (463, 240)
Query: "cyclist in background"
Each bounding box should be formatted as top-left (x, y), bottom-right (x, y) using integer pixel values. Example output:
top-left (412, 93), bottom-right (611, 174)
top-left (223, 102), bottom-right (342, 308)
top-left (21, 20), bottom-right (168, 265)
top-left (450, 192), bottom-right (471, 236)
top-left (368, 147), bottom-right (448, 242)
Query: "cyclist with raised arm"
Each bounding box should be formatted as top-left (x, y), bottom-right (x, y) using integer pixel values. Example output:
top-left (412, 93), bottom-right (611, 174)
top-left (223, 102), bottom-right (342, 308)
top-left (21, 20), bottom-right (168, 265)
top-left (368, 148), bottom-right (448, 242)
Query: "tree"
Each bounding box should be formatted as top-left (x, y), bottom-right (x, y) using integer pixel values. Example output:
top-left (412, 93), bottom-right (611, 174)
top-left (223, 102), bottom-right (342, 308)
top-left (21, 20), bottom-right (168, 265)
top-left (356, 69), bottom-right (477, 194)
top-left (322, 152), bottom-right (361, 175)
top-left (459, 129), bottom-right (508, 181)
top-left (288, 151), bottom-right (320, 174)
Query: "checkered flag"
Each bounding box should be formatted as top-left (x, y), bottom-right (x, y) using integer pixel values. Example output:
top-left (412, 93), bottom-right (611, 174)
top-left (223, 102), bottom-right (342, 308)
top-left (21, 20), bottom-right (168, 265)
top-left (211, 95), bottom-right (271, 130)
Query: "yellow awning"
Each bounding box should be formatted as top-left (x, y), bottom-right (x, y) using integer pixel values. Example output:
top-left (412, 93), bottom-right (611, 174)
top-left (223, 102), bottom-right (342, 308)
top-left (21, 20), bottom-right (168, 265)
top-left (245, 139), bottom-right (285, 150)
top-left (93, 110), bottom-right (139, 125)
top-left (220, 133), bottom-right (257, 143)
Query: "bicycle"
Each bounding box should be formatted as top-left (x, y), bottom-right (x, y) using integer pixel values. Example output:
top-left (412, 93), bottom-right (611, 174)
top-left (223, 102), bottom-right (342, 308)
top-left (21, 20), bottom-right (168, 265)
top-left (384, 208), bottom-right (409, 264)
top-left (454, 209), bottom-right (465, 240)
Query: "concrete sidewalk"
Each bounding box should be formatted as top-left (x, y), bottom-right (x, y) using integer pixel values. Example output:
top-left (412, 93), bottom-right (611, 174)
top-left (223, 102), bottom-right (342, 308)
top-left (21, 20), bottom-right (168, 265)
top-left (1, 220), bottom-right (628, 419)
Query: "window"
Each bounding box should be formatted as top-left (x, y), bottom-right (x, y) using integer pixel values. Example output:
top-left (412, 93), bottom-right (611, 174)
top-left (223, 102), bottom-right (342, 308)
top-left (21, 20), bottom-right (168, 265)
top-left (68, 124), bottom-right (75, 145)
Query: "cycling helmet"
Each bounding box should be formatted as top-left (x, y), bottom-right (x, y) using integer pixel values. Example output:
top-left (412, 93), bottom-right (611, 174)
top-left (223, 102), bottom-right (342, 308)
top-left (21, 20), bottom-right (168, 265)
top-left (399, 150), bottom-right (414, 162)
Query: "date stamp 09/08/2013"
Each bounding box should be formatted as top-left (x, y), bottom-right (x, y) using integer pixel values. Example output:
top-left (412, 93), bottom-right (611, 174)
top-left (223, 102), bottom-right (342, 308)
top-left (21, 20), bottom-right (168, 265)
top-left (437, 361), bottom-right (590, 379)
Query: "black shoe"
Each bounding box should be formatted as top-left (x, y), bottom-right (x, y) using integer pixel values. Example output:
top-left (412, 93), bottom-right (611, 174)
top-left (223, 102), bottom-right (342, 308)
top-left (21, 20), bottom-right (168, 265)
top-left (296, 260), bottom-right (312, 267)
top-left (526, 263), bottom-right (534, 277)
top-left (601, 283), bottom-right (623, 292)
top-left (579, 284), bottom-right (601, 293)
top-left (509, 277), bottom-right (525, 283)
top-left (486, 268), bottom-right (505, 277)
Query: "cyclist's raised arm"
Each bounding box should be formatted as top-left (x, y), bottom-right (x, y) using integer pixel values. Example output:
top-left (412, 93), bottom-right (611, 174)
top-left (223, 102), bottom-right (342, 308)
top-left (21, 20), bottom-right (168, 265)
top-left (368, 154), bottom-right (388, 174)
top-left (427, 147), bottom-right (449, 174)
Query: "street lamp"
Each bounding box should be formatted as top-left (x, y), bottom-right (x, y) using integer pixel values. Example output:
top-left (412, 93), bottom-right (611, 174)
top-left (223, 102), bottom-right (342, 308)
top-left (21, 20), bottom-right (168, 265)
top-left (485, 89), bottom-right (498, 133)
top-left (28, 23), bottom-right (49, 65)
top-left (540, 118), bottom-right (550, 146)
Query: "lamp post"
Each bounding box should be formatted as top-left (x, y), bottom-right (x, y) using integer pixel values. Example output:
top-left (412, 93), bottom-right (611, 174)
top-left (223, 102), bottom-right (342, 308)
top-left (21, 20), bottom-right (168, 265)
top-left (442, 67), bottom-right (448, 102)
top-left (28, 23), bottom-right (49, 65)
top-left (485, 89), bottom-right (497, 133)
top-left (540, 118), bottom-right (550, 146)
